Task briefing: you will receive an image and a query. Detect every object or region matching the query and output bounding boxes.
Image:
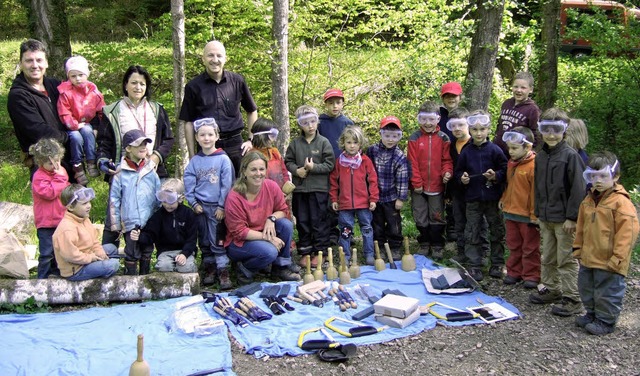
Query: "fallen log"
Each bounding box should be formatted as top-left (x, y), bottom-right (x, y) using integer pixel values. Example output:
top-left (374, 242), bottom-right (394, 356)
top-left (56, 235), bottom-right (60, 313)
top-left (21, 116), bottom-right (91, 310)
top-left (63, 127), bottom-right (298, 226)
top-left (0, 272), bottom-right (201, 305)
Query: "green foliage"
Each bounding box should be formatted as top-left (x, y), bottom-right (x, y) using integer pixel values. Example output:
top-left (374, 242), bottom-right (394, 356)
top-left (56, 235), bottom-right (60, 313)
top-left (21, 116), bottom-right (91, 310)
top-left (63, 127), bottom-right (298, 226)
top-left (0, 296), bottom-right (49, 314)
top-left (0, 163), bottom-right (31, 204)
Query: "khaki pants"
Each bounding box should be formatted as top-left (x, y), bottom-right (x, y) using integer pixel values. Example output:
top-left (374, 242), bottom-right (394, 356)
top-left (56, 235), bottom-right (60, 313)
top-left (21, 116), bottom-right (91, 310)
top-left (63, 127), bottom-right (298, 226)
top-left (539, 221), bottom-right (579, 301)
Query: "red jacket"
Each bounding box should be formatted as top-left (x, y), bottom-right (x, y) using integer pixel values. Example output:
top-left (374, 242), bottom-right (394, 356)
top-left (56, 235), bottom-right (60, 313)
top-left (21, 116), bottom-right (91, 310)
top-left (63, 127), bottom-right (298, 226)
top-left (407, 127), bottom-right (453, 193)
top-left (330, 154), bottom-right (379, 210)
top-left (57, 80), bottom-right (105, 131)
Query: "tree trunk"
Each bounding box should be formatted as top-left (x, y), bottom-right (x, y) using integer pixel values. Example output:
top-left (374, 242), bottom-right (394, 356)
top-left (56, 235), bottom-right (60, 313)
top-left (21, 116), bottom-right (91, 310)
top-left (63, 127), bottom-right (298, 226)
top-left (537, 0), bottom-right (561, 111)
top-left (171, 0), bottom-right (188, 177)
top-left (464, 0), bottom-right (506, 111)
top-left (26, 0), bottom-right (71, 79)
top-left (0, 273), bottom-right (200, 305)
top-left (271, 0), bottom-right (290, 153)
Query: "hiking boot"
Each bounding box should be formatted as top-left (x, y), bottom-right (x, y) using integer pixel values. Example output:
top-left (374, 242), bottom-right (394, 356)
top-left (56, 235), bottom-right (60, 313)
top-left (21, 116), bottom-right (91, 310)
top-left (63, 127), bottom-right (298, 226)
top-left (288, 263), bottom-right (301, 274)
top-left (217, 268), bottom-right (233, 290)
top-left (489, 265), bottom-right (503, 279)
top-left (86, 160), bottom-right (100, 178)
top-left (391, 249), bottom-right (402, 261)
top-left (503, 275), bottom-right (522, 285)
top-left (551, 297), bottom-right (584, 317)
top-left (365, 254), bottom-right (375, 266)
top-left (139, 257), bottom-right (151, 275)
top-left (469, 268), bottom-right (484, 282)
top-left (585, 319), bottom-right (615, 336)
top-left (202, 263), bottom-right (217, 286)
top-left (529, 286), bottom-right (562, 304)
top-left (418, 243), bottom-right (430, 256)
top-left (272, 265), bottom-right (301, 281)
top-left (73, 163), bottom-right (89, 186)
top-left (431, 246), bottom-right (444, 261)
top-left (451, 253), bottom-right (468, 264)
top-left (236, 262), bottom-right (254, 285)
top-left (523, 280), bottom-right (539, 289)
top-left (124, 261), bottom-right (138, 276)
top-left (575, 313), bottom-right (595, 328)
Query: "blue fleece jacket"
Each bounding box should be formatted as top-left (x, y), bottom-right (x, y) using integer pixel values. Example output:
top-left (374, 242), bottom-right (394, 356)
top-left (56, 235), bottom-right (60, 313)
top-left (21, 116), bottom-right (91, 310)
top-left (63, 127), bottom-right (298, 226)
top-left (184, 149), bottom-right (234, 210)
top-left (318, 113), bottom-right (354, 158)
top-left (454, 139), bottom-right (508, 202)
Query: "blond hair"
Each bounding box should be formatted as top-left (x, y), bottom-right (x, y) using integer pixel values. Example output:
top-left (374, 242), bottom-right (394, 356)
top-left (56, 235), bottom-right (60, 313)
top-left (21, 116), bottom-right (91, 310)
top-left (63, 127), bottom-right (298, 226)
top-left (232, 151), bottom-right (268, 195)
top-left (565, 119), bottom-right (589, 150)
top-left (161, 178), bottom-right (185, 195)
top-left (29, 138), bottom-right (65, 166)
top-left (338, 126), bottom-right (368, 151)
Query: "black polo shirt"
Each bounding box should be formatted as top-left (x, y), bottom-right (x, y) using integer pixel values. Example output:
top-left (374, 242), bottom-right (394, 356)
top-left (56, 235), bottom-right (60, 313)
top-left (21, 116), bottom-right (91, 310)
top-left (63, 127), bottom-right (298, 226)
top-left (179, 70), bottom-right (258, 135)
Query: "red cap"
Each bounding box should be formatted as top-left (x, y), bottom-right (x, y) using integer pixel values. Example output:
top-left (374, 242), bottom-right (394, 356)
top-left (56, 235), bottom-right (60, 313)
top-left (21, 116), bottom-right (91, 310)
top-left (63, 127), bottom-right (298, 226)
top-left (440, 82), bottom-right (463, 97)
top-left (380, 115), bottom-right (402, 130)
top-left (323, 88), bottom-right (344, 102)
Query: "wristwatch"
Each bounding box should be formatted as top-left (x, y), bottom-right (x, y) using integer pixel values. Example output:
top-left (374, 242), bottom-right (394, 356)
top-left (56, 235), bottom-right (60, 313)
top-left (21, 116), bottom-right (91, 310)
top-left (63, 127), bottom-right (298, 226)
top-left (268, 215), bottom-right (277, 223)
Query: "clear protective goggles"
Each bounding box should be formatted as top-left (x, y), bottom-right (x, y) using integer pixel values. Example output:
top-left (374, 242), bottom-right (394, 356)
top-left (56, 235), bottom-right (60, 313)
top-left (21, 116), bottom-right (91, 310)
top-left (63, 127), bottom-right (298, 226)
top-left (583, 160), bottom-right (618, 185)
top-left (446, 119), bottom-right (468, 131)
top-left (296, 113), bottom-right (319, 127)
top-left (502, 131), bottom-right (532, 145)
top-left (67, 187), bottom-right (95, 207)
top-left (466, 114), bottom-right (490, 127)
top-left (155, 190), bottom-right (180, 204)
top-left (253, 128), bottom-right (279, 141)
top-left (538, 120), bottom-right (567, 135)
top-left (193, 117), bottom-right (219, 133)
top-left (380, 129), bottom-right (402, 142)
top-left (417, 112), bottom-right (440, 124)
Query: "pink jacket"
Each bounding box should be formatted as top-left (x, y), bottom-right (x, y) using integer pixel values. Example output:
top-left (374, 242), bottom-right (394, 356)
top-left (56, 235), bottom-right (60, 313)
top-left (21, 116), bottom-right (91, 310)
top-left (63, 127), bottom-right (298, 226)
top-left (32, 166), bottom-right (69, 228)
top-left (57, 80), bottom-right (105, 131)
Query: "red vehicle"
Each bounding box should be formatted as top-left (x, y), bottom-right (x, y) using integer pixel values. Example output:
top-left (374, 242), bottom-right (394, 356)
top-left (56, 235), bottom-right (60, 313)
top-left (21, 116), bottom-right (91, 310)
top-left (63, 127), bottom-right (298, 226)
top-left (560, 0), bottom-right (640, 57)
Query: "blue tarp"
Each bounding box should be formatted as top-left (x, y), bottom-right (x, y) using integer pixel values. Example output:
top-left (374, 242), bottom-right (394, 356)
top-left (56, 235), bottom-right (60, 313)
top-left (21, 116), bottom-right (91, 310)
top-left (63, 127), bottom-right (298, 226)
top-left (0, 298), bottom-right (235, 376)
top-left (226, 255), bottom-right (520, 358)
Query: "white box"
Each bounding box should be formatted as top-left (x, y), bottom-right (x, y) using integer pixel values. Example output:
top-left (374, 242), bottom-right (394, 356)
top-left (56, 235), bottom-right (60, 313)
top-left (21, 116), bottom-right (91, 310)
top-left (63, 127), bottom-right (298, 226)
top-left (374, 307), bottom-right (421, 328)
top-left (373, 294), bottom-right (419, 319)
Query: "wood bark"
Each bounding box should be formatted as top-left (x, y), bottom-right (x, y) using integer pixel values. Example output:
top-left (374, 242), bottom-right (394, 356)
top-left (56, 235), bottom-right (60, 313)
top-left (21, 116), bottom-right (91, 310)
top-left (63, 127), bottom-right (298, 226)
top-left (26, 0), bottom-right (71, 79)
top-left (171, 0), bottom-right (188, 176)
top-left (271, 0), bottom-right (290, 153)
top-left (537, 0), bottom-right (561, 111)
top-left (0, 273), bottom-right (201, 305)
top-left (464, 0), bottom-right (506, 111)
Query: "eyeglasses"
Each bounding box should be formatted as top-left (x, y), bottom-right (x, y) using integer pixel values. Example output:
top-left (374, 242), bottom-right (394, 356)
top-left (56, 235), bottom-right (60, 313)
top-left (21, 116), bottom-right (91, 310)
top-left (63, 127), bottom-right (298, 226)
top-left (417, 112), bottom-right (440, 124)
top-left (67, 187), bottom-right (95, 207)
top-left (156, 190), bottom-right (180, 204)
top-left (446, 119), bottom-right (468, 131)
top-left (194, 118), bottom-right (219, 133)
top-left (502, 131), bottom-right (532, 145)
top-left (380, 129), bottom-right (402, 142)
top-left (296, 113), bottom-right (318, 127)
top-left (253, 128), bottom-right (280, 141)
top-left (538, 120), bottom-right (567, 135)
top-left (467, 114), bottom-right (490, 126)
top-left (583, 161), bottom-right (618, 185)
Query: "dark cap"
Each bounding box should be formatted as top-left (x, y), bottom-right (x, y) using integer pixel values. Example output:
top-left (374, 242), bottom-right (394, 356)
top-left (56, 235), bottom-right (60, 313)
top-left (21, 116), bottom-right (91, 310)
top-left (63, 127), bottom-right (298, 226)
top-left (123, 129), bottom-right (152, 148)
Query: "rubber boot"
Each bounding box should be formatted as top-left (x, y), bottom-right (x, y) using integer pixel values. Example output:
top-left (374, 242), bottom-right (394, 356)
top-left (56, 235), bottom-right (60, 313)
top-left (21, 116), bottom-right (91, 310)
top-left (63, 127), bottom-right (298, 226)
top-left (124, 261), bottom-right (138, 276)
top-left (139, 257), bottom-right (151, 275)
top-left (202, 263), bottom-right (217, 286)
top-left (217, 268), bottom-right (233, 290)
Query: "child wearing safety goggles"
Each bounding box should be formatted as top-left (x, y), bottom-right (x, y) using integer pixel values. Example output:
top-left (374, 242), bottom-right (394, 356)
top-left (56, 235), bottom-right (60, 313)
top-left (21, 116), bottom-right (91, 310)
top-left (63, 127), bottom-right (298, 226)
top-left (453, 110), bottom-right (508, 281)
top-left (138, 179), bottom-right (198, 274)
top-left (285, 105), bottom-right (336, 268)
top-left (365, 116), bottom-right (409, 261)
top-left (53, 185), bottom-right (120, 281)
top-left (407, 101), bottom-right (453, 260)
top-left (499, 127), bottom-right (540, 289)
top-left (573, 152), bottom-right (639, 335)
top-left (184, 117), bottom-right (235, 288)
top-left (530, 108), bottom-right (587, 318)
top-left (30, 138), bottom-right (70, 279)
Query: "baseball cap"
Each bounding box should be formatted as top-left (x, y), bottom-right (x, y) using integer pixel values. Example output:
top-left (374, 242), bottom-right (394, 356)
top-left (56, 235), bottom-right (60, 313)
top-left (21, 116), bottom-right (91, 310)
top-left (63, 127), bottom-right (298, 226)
top-left (440, 82), bottom-right (463, 97)
top-left (123, 129), bottom-right (152, 148)
top-left (380, 115), bottom-right (402, 130)
top-left (65, 56), bottom-right (90, 77)
top-left (323, 88), bottom-right (344, 102)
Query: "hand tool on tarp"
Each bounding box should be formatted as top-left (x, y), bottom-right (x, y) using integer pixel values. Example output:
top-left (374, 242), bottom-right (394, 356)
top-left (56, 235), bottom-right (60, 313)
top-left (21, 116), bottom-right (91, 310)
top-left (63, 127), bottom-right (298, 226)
top-left (384, 242), bottom-right (397, 269)
top-left (211, 296), bottom-right (249, 327)
top-left (324, 317), bottom-right (388, 338)
top-left (260, 284), bottom-right (295, 314)
top-left (297, 328), bottom-right (357, 362)
top-left (350, 286), bottom-right (403, 321)
top-left (228, 281), bottom-right (263, 297)
top-left (298, 280), bottom-right (327, 307)
top-left (422, 301), bottom-right (480, 322)
top-left (235, 297), bottom-right (272, 322)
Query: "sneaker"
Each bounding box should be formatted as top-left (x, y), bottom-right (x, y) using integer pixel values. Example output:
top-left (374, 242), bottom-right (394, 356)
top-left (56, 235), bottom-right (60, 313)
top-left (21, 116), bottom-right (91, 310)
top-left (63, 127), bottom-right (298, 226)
top-left (551, 297), bottom-right (584, 317)
top-left (288, 263), bottom-right (301, 274)
top-left (73, 163), bottom-right (89, 186)
top-left (523, 280), bottom-right (538, 289)
top-left (418, 243), bottom-right (430, 256)
top-left (86, 161), bottom-right (100, 178)
top-left (489, 265), bottom-right (503, 279)
top-left (272, 266), bottom-right (301, 282)
top-left (503, 275), bottom-right (522, 285)
top-left (575, 313), bottom-right (595, 328)
top-left (585, 319), bottom-right (615, 336)
top-left (365, 255), bottom-right (375, 266)
top-left (469, 268), bottom-right (484, 282)
top-left (529, 286), bottom-right (562, 304)
top-left (217, 268), bottom-right (233, 290)
top-left (431, 246), bottom-right (444, 260)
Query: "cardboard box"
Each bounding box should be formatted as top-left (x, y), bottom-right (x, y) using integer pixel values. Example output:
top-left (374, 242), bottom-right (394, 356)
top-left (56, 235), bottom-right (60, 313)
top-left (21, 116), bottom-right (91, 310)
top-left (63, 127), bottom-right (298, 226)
top-left (373, 294), bottom-right (419, 319)
top-left (374, 308), bottom-right (421, 328)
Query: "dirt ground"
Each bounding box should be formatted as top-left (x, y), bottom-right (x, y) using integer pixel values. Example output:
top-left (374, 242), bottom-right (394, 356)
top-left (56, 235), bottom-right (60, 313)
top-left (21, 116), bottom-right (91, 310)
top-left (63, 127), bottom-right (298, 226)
top-left (229, 263), bottom-right (640, 376)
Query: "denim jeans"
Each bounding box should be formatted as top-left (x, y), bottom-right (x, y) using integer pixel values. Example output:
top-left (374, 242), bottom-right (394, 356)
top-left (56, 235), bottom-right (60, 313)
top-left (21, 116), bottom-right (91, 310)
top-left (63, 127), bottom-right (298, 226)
top-left (227, 218), bottom-right (293, 277)
top-left (338, 209), bottom-right (374, 261)
top-left (155, 250), bottom-right (197, 273)
top-left (67, 125), bottom-right (96, 165)
top-left (198, 203), bottom-right (229, 268)
top-left (66, 244), bottom-right (120, 281)
top-left (37, 227), bottom-right (60, 279)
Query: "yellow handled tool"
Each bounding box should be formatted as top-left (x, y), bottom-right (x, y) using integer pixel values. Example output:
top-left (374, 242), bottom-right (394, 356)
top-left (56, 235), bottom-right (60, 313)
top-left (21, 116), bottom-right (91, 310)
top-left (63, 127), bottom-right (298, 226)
top-left (324, 316), bottom-right (388, 338)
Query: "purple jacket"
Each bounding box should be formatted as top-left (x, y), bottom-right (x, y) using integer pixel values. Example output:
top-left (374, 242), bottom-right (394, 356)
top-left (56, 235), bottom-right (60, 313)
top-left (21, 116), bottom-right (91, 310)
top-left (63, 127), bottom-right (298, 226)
top-left (493, 97), bottom-right (540, 155)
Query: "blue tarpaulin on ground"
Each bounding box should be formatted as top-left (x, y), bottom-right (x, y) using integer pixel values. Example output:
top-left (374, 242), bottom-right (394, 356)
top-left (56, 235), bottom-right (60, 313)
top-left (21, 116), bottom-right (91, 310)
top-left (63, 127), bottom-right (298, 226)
top-left (0, 298), bottom-right (235, 376)
top-left (225, 255), bottom-right (520, 358)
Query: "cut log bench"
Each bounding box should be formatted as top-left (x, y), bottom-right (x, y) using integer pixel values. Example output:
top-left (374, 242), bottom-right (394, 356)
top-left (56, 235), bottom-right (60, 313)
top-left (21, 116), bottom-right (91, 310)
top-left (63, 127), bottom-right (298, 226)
top-left (0, 273), bottom-right (201, 305)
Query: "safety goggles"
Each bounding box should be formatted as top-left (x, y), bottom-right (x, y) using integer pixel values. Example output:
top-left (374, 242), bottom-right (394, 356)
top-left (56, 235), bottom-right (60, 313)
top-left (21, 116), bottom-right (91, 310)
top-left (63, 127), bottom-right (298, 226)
top-left (193, 118), bottom-right (219, 133)
top-left (296, 113), bottom-right (318, 127)
top-left (253, 128), bottom-right (279, 141)
top-left (66, 187), bottom-right (95, 207)
top-left (583, 161), bottom-right (618, 185)
top-left (417, 112), bottom-right (440, 124)
top-left (156, 190), bottom-right (180, 204)
top-left (446, 119), bottom-right (468, 131)
top-left (538, 120), bottom-right (567, 135)
top-left (380, 129), bottom-right (402, 142)
top-left (502, 131), bottom-right (532, 145)
top-left (466, 114), bottom-right (490, 127)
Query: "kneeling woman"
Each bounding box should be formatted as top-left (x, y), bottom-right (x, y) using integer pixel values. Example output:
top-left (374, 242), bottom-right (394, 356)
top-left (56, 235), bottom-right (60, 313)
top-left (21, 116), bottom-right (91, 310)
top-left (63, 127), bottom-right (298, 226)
top-left (224, 151), bottom-right (301, 284)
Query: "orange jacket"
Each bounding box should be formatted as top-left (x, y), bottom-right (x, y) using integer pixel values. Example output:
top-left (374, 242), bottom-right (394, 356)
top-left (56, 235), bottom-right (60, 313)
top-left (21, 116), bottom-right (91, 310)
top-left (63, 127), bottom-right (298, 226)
top-left (500, 151), bottom-right (536, 222)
